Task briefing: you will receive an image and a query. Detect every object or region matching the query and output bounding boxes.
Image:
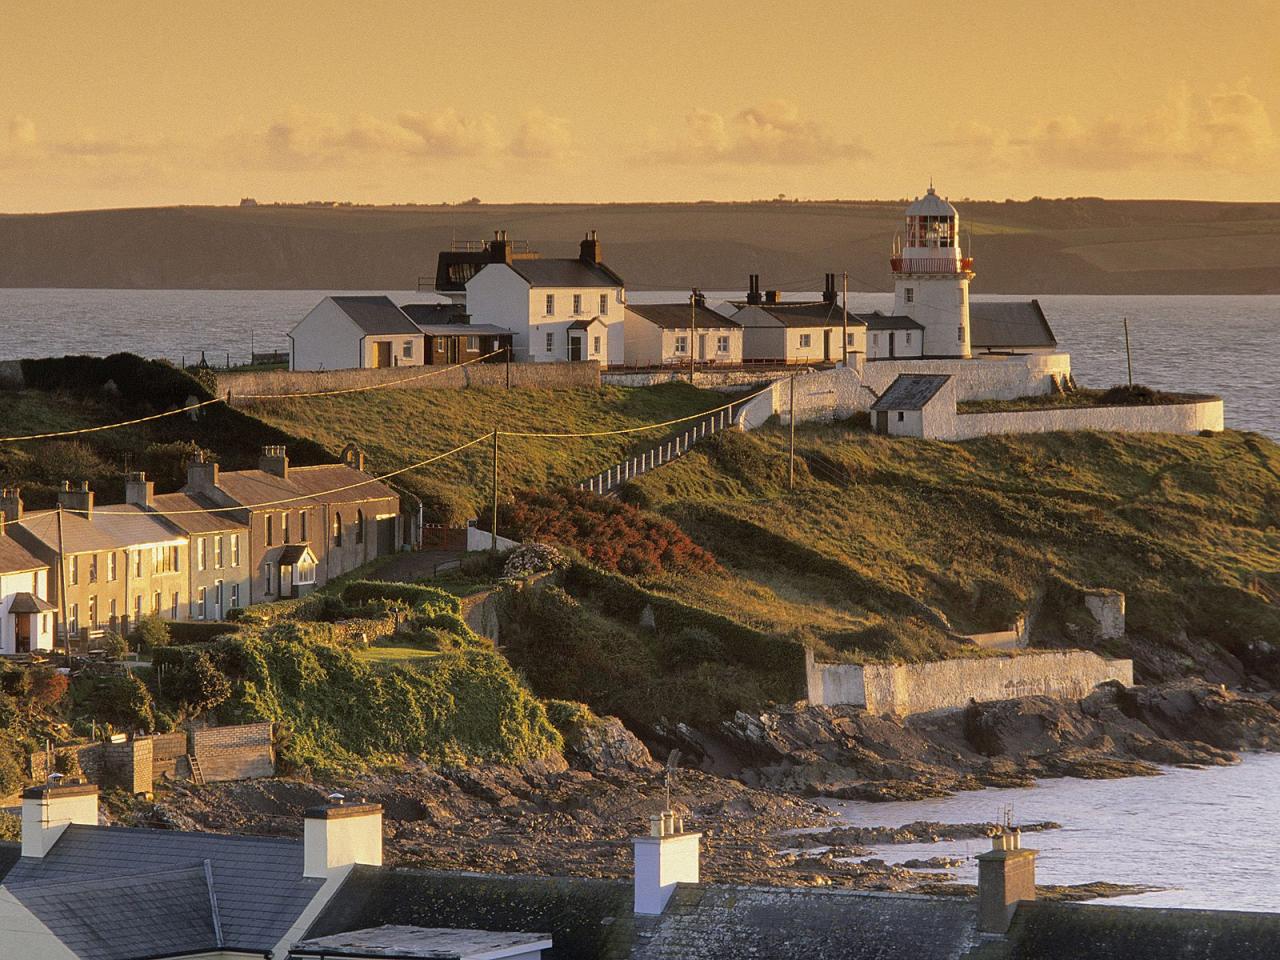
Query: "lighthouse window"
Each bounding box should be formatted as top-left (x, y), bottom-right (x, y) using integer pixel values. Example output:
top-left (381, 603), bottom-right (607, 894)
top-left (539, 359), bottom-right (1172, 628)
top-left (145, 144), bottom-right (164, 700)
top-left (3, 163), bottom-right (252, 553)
top-left (904, 288), bottom-right (914, 304)
top-left (958, 326), bottom-right (965, 342)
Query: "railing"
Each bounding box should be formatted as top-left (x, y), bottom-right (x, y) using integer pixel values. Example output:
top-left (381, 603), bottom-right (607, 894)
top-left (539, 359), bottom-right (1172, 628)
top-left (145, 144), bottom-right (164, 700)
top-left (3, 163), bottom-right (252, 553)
top-left (889, 256), bottom-right (975, 273)
top-left (579, 406), bottom-right (739, 495)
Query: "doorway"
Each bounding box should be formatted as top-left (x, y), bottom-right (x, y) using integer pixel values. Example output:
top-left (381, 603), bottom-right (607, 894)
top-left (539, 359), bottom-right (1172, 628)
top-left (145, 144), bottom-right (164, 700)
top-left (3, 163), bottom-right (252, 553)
top-left (15, 615), bottom-right (31, 654)
top-left (568, 336), bottom-right (583, 361)
top-left (375, 341), bottom-right (392, 368)
top-left (823, 329), bottom-right (831, 362)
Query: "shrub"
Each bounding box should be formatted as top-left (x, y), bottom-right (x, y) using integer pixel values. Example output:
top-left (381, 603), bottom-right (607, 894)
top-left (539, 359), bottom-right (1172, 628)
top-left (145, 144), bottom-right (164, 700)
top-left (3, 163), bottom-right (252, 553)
top-left (167, 620), bottom-right (238, 645)
top-left (131, 614), bottom-right (171, 651)
top-left (71, 672), bottom-right (155, 733)
top-left (100, 630), bottom-right (128, 661)
top-left (1098, 384), bottom-right (1157, 405)
top-left (665, 626), bottom-right (725, 668)
top-left (140, 440), bottom-right (213, 487)
top-left (502, 543), bottom-right (567, 580)
top-left (497, 487), bottom-right (719, 579)
top-left (0, 749), bottom-right (25, 802)
top-left (155, 648), bottom-right (231, 717)
top-left (27, 668), bottom-right (69, 715)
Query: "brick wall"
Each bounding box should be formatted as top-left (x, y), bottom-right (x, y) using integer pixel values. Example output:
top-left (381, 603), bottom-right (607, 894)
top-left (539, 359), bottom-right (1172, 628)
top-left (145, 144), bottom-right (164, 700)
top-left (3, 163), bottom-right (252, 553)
top-left (151, 731), bottom-right (189, 781)
top-left (191, 721), bottom-right (275, 781)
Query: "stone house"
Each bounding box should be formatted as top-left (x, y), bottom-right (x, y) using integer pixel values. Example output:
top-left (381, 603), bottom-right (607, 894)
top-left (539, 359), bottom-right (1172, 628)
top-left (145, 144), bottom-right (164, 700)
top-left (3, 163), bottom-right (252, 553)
top-left (289, 295), bottom-right (424, 372)
top-left (6, 483), bottom-right (188, 642)
top-left (0, 502), bottom-right (54, 655)
top-left (623, 299), bottom-right (743, 367)
top-left (182, 446), bottom-right (400, 605)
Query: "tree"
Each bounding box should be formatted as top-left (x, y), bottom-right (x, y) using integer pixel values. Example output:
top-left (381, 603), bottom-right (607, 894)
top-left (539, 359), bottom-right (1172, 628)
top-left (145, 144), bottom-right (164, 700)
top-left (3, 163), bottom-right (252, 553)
top-left (132, 614), bottom-right (171, 652)
top-left (100, 630), bottom-right (128, 662)
top-left (27, 668), bottom-right (69, 716)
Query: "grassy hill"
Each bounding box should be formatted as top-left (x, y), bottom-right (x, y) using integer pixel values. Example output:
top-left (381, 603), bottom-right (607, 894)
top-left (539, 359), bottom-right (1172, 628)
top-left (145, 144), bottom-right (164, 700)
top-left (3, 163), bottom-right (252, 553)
top-left (4, 199), bottom-right (1280, 293)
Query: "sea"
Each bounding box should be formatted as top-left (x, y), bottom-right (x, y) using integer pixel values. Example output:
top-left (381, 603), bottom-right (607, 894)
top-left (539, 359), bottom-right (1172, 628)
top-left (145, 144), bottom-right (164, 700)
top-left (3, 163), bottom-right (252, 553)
top-left (0, 289), bottom-right (1275, 437)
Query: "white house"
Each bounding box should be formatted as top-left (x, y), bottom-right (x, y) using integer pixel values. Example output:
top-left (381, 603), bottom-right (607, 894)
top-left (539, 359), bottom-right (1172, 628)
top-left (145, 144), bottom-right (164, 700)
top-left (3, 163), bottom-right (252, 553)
top-left (859, 312), bottom-right (925, 359)
top-left (732, 275), bottom-right (865, 364)
top-left (624, 298), bottom-right (743, 366)
top-left (463, 231), bottom-right (626, 365)
top-left (289, 296), bottom-right (424, 371)
top-left (0, 509), bottom-right (53, 655)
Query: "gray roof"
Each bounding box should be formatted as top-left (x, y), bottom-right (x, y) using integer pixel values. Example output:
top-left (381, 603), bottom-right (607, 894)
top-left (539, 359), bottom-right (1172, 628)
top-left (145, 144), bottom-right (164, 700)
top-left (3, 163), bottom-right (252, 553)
top-left (749, 301), bottom-right (864, 329)
top-left (415, 323), bottom-right (514, 337)
top-left (2, 823), bottom-right (323, 956)
top-left (330, 296), bottom-right (422, 336)
top-left (627, 303), bottom-right (741, 330)
top-left (13, 504), bottom-right (184, 556)
top-left (969, 299), bottom-right (1057, 349)
top-left (857, 311), bottom-right (924, 331)
top-left (502, 259), bottom-right (623, 289)
top-left (0, 841), bottom-right (20, 883)
top-left (0, 533), bottom-right (46, 574)
top-left (871, 374), bottom-right (953, 411)
top-left (401, 302), bottom-right (469, 325)
top-left (292, 924), bottom-right (554, 959)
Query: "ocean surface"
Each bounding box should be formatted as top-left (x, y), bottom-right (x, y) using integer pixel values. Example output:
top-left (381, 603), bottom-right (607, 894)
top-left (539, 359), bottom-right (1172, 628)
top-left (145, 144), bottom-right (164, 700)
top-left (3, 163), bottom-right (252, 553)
top-left (818, 754), bottom-right (1280, 912)
top-left (0, 289), bottom-right (1275, 437)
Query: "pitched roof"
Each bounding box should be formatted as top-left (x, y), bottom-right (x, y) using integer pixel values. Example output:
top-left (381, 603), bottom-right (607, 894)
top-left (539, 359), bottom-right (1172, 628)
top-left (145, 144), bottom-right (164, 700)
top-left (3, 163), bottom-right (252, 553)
top-left (8, 592), bottom-right (55, 614)
top-left (627, 303), bottom-right (741, 330)
top-left (1, 823), bottom-right (323, 955)
top-left (292, 924), bottom-right (554, 959)
top-left (330, 296), bottom-right (421, 337)
top-left (279, 543), bottom-right (316, 566)
top-left (0, 533), bottom-right (46, 574)
top-left (568, 316), bottom-right (606, 330)
top-left (150, 492), bottom-right (248, 535)
top-left (856, 311), bottom-right (924, 331)
top-left (401, 302), bottom-right (469, 325)
top-left (287, 464), bottom-right (399, 507)
top-left (501, 259), bottom-right (623, 289)
top-left (871, 374), bottom-right (953, 411)
top-left (415, 324), bottom-right (514, 337)
top-left (742, 301), bottom-right (865, 329)
top-left (14, 504), bottom-right (183, 556)
top-left (969, 299), bottom-right (1057, 349)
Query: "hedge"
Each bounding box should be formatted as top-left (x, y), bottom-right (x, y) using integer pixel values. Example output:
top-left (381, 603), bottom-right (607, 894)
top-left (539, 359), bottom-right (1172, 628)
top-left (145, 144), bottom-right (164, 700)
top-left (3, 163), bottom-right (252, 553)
top-left (168, 621), bottom-right (240, 645)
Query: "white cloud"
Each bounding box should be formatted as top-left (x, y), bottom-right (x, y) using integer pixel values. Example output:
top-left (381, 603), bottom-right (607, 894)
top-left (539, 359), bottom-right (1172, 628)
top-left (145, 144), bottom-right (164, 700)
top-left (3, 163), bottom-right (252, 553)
top-left (646, 99), bottom-right (869, 166)
top-left (508, 109), bottom-right (573, 161)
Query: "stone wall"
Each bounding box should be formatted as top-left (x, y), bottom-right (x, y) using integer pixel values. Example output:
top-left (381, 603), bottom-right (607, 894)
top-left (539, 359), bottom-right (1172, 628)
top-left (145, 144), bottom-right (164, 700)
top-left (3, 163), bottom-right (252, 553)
top-left (602, 368), bottom-right (795, 389)
top-left (944, 399), bottom-right (1224, 440)
top-left (220, 359), bottom-right (599, 399)
top-left (1083, 590), bottom-right (1126, 640)
top-left (806, 649), bottom-right (1134, 716)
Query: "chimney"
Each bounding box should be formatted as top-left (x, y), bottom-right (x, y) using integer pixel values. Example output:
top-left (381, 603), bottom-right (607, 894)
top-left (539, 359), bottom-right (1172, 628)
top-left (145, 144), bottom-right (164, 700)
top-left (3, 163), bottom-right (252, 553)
top-left (185, 452), bottom-right (220, 494)
top-left (579, 229), bottom-right (602, 265)
top-left (692, 288), bottom-right (706, 308)
top-left (746, 274), bottom-right (762, 306)
top-left (764, 289), bottom-right (780, 305)
top-left (489, 229), bottom-right (513, 264)
top-left (125, 472), bottom-right (154, 508)
top-left (303, 797), bottom-right (383, 878)
top-left (0, 486), bottom-right (22, 522)
top-left (57, 481), bottom-right (94, 518)
top-left (259, 445), bottom-right (289, 478)
top-left (22, 781), bottom-right (99, 858)
top-left (341, 443), bottom-right (366, 473)
top-left (633, 810), bottom-right (701, 916)
top-left (823, 273), bottom-right (837, 304)
top-left (975, 829), bottom-right (1037, 934)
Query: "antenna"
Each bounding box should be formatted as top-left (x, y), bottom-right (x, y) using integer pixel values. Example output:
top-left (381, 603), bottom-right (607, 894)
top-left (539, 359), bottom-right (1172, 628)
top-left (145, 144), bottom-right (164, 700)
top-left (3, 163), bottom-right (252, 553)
top-left (664, 749), bottom-right (681, 811)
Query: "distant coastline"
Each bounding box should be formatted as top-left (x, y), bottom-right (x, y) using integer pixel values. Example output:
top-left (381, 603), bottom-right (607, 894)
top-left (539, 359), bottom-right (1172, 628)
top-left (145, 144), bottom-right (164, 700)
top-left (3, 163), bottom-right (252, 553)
top-left (2, 198), bottom-right (1279, 294)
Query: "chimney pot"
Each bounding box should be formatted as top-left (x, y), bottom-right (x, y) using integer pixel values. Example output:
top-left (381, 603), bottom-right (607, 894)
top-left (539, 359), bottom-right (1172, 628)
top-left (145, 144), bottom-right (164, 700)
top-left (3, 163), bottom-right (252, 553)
top-left (976, 833), bottom-right (1037, 934)
top-left (0, 486), bottom-right (22, 522)
top-left (259, 445), bottom-right (290, 478)
top-left (125, 472), bottom-right (155, 509)
top-left (57, 481), bottom-right (94, 518)
top-left (634, 810), bottom-right (700, 915)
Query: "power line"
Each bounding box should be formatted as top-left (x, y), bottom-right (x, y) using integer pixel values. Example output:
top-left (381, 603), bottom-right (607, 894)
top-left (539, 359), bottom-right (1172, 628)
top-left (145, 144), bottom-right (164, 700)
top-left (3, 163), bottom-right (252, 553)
top-left (234, 350), bottom-right (502, 400)
top-left (0, 397), bottom-right (225, 444)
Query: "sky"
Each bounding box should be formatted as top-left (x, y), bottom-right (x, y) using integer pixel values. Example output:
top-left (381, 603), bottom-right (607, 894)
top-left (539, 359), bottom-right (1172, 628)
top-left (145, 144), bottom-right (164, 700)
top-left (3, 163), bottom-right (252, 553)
top-left (2, 0), bottom-right (1278, 211)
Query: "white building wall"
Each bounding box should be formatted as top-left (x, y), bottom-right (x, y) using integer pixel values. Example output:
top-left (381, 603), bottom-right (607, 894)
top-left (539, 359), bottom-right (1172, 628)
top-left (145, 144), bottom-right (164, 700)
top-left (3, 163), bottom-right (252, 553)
top-left (623, 311), bottom-right (665, 366)
top-left (360, 333), bottom-right (424, 369)
top-left (895, 274), bottom-right (971, 357)
top-left (464, 265), bottom-right (539, 359)
top-left (867, 329), bottom-right (925, 360)
top-left (1, 568), bottom-right (52, 654)
top-left (288, 300), bottom-right (363, 372)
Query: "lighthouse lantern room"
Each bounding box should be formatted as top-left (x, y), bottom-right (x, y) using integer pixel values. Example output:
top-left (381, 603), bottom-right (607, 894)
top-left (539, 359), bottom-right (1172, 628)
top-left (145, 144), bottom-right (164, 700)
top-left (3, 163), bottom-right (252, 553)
top-left (890, 186), bottom-right (974, 358)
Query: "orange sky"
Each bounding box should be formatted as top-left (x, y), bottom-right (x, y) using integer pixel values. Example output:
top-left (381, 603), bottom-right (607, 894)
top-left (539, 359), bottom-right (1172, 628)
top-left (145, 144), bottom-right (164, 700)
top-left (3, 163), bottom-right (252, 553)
top-left (2, 0), bottom-right (1277, 211)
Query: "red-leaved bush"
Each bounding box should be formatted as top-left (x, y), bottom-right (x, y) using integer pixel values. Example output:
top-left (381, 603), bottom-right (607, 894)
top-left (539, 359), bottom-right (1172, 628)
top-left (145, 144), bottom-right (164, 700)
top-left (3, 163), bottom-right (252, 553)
top-left (498, 488), bottom-right (719, 578)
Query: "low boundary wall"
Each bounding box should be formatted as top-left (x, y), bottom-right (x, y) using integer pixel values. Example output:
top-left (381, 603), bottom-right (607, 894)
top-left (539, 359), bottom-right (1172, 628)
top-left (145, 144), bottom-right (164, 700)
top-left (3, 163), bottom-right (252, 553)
top-left (805, 649), bottom-right (1134, 716)
top-left (221, 360), bottom-right (600, 399)
top-left (945, 399), bottom-right (1224, 440)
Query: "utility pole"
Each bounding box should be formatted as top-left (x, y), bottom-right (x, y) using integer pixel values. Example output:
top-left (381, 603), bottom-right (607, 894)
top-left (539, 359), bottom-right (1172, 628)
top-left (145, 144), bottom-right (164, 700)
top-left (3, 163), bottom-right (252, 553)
top-left (788, 375), bottom-right (796, 491)
top-left (55, 505), bottom-right (70, 668)
top-left (688, 290), bottom-right (697, 384)
top-left (505, 344), bottom-right (511, 389)
top-left (1123, 317), bottom-right (1133, 387)
top-left (841, 271), bottom-right (850, 367)
top-left (490, 428), bottom-right (499, 552)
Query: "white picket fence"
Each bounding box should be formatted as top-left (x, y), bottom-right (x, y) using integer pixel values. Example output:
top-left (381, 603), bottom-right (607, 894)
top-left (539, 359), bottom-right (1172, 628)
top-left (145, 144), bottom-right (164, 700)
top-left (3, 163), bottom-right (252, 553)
top-left (579, 406), bottom-right (737, 495)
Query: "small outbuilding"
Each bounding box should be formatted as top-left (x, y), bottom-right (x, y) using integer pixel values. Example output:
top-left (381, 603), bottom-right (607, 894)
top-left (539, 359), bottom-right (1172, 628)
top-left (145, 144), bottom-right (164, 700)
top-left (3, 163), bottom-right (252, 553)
top-left (970, 299), bottom-right (1059, 355)
top-left (858, 312), bottom-right (925, 359)
top-left (870, 374), bottom-right (956, 437)
top-left (289, 296), bottom-right (423, 371)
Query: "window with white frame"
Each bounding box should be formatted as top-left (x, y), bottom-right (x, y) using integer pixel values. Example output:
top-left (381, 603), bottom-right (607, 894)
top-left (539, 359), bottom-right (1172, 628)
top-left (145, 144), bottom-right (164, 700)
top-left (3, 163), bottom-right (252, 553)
top-left (872, 333), bottom-right (880, 348)
top-left (716, 335), bottom-right (730, 353)
top-left (467, 336), bottom-right (478, 350)
top-left (231, 584), bottom-right (240, 609)
top-left (599, 293), bottom-right (608, 315)
top-left (295, 555), bottom-right (317, 585)
top-left (545, 331), bottom-right (554, 352)
top-left (171, 592), bottom-right (179, 620)
top-left (231, 534), bottom-right (241, 567)
top-left (799, 334), bottom-right (812, 348)
top-left (402, 340), bottom-right (414, 358)
top-left (905, 332), bottom-right (913, 345)
top-left (69, 603), bottom-right (78, 633)
top-left (107, 551), bottom-right (117, 582)
top-left (152, 591), bottom-right (162, 615)
top-left (904, 288), bottom-right (914, 303)
top-left (545, 293), bottom-right (555, 315)
top-left (134, 551), bottom-right (142, 577)
top-left (593, 335), bottom-right (601, 354)
top-left (134, 595), bottom-right (142, 621)
top-left (214, 535), bottom-right (224, 569)
top-left (69, 555), bottom-right (78, 586)
top-left (846, 332), bottom-right (856, 346)
top-left (674, 335), bottom-right (688, 354)
top-left (572, 293), bottom-right (582, 314)
top-left (198, 586), bottom-right (207, 619)
top-left (265, 562), bottom-right (275, 594)
top-left (198, 537), bottom-right (207, 571)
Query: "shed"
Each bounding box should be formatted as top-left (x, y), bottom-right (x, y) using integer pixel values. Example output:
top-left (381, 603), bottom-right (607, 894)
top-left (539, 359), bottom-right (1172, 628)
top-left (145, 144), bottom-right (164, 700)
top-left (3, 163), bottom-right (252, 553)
top-left (870, 374), bottom-right (956, 437)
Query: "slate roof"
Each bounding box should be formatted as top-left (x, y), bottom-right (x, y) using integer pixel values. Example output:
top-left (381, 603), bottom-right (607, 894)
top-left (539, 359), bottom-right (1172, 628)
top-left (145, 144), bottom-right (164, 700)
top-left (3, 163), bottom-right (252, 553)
top-left (1, 823), bottom-right (323, 956)
top-left (415, 323), bottom-right (514, 337)
top-left (8, 592), bottom-right (55, 614)
top-left (0, 841), bottom-right (20, 883)
top-left (150, 492), bottom-right (247, 535)
top-left (503, 259), bottom-right (623, 289)
top-left (627, 304), bottom-right (741, 331)
top-left (292, 924), bottom-right (554, 959)
top-left (871, 374), bottom-right (953, 411)
top-left (279, 543), bottom-right (316, 566)
top-left (857, 311), bottom-right (925, 331)
top-left (742, 301), bottom-right (864, 329)
top-left (0, 533), bottom-right (46, 574)
top-left (401, 302), bottom-right (470, 325)
top-left (989, 900), bottom-right (1280, 960)
top-left (568, 316), bottom-right (606, 330)
top-left (969, 300), bottom-right (1057, 349)
top-left (330, 296), bottom-right (421, 336)
top-left (206, 464), bottom-right (397, 513)
top-left (13, 504), bottom-right (183, 556)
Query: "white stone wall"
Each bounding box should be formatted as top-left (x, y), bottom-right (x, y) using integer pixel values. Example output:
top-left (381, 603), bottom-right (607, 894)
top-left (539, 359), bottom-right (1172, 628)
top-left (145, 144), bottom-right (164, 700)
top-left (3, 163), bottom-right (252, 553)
top-left (942, 398), bottom-right (1224, 441)
top-left (806, 650), bottom-right (1135, 716)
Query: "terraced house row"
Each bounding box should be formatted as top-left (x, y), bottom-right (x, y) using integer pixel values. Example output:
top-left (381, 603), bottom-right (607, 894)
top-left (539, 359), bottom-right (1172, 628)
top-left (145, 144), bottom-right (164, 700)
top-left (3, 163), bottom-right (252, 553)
top-left (0, 445), bottom-right (400, 655)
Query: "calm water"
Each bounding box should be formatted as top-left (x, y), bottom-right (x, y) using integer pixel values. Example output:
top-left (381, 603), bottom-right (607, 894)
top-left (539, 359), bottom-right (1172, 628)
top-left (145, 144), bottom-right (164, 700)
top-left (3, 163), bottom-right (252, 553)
top-left (0, 289), bottom-right (1275, 436)
top-left (820, 754), bottom-right (1280, 911)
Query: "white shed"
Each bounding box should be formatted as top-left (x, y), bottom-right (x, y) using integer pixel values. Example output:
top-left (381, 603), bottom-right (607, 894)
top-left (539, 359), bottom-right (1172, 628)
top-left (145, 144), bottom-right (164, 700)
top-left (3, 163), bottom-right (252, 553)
top-left (288, 296), bottom-right (424, 371)
top-left (870, 374), bottom-right (956, 437)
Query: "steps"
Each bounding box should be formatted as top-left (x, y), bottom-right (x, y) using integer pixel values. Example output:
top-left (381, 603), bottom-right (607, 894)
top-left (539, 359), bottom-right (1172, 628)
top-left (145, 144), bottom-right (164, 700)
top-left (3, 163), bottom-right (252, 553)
top-left (579, 406), bottom-right (738, 495)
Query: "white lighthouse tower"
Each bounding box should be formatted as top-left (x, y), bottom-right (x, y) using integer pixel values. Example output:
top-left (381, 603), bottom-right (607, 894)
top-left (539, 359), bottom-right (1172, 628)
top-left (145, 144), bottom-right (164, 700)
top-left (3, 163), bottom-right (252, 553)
top-left (890, 186), bottom-right (973, 358)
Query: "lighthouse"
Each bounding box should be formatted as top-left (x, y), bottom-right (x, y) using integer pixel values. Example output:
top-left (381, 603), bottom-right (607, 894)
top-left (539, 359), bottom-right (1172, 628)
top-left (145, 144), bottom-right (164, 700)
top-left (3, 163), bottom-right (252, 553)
top-left (890, 186), bottom-right (974, 358)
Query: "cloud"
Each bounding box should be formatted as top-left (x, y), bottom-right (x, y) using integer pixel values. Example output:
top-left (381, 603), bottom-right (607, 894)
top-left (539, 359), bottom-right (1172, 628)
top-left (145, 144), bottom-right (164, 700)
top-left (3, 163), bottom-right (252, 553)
top-left (508, 109), bottom-right (573, 161)
top-left (396, 108), bottom-right (501, 157)
top-left (9, 115), bottom-right (37, 146)
top-left (942, 82), bottom-right (1277, 173)
top-left (645, 99), bottom-right (869, 166)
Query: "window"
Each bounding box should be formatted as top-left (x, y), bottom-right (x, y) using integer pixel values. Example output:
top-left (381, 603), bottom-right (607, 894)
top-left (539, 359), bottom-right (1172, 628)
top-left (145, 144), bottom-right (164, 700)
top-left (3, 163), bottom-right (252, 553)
top-left (356, 509), bottom-right (365, 544)
top-left (592, 335), bottom-right (601, 354)
top-left (905, 332), bottom-right (913, 345)
top-left (69, 603), bottom-right (79, 633)
top-left (846, 332), bottom-right (856, 347)
top-left (215, 581), bottom-right (224, 617)
top-left (897, 411), bottom-right (905, 422)
top-left (904, 288), bottom-right (914, 304)
top-left (599, 293), bottom-right (609, 316)
top-left (265, 562), bottom-right (275, 594)
top-left (299, 512), bottom-right (308, 543)
top-left (88, 595), bottom-right (97, 628)
top-left (134, 551), bottom-right (142, 577)
top-left (799, 334), bottom-right (812, 348)
top-left (716, 335), bottom-right (730, 353)
top-left (107, 552), bottom-right (117, 582)
top-left (467, 336), bottom-right (478, 351)
top-left (674, 335), bottom-right (688, 354)
top-left (572, 293), bottom-right (582, 314)
top-left (88, 554), bottom-right (98, 584)
top-left (152, 591), bottom-right (162, 615)
top-left (266, 514), bottom-right (274, 546)
top-left (958, 326), bottom-right (965, 342)
top-left (872, 333), bottom-right (880, 348)
top-left (402, 339), bottom-right (414, 358)
top-left (231, 534), bottom-right (241, 567)
top-left (333, 512), bottom-right (343, 547)
top-left (295, 557), bottom-right (316, 585)
top-left (198, 586), bottom-right (207, 620)
top-left (544, 293), bottom-right (555, 315)
top-left (134, 594), bottom-right (142, 621)
top-left (283, 512), bottom-right (290, 544)
top-left (231, 584), bottom-right (240, 609)
top-left (69, 555), bottom-right (78, 586)
top-left (197, 537), bottom-right (207, 571)
top-left (545, 331), bottom-right (554, 353)
top-left (171, 592), bottom-right (179, 620)
top-left (214, 535), bottom-right (224, 569)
